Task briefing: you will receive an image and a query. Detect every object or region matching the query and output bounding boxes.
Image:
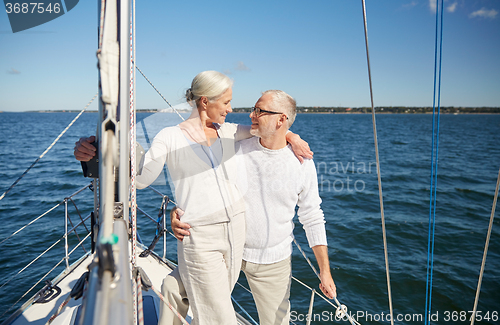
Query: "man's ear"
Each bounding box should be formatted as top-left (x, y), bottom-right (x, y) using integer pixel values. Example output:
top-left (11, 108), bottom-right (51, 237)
top-left (277, 114), bottom-right (287, 127)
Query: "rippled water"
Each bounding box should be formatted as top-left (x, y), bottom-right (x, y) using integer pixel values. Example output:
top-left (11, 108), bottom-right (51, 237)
top-left (0, 112), bottom-right (499, 324)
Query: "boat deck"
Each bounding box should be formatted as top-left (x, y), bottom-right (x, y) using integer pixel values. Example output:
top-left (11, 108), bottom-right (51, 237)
top-left (6, 245), bottom-right (252, 325)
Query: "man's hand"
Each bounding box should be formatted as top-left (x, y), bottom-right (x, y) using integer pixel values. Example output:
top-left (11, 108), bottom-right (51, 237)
top-left (311, 245), bottom-right (337, 299)
top-left (319, 271), bottom-right (337, 299)
top-left (286, 133), bottom-right (313, 163)
top-left (170, 207), bottom-right (191, 241)
top-left (74, 136), bottom-right (96, 162)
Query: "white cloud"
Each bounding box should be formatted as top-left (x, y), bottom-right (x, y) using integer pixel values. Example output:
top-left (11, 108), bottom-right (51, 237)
top-left (447, 2), bottom-right (458, 13)
top-left (7, 68), bottom-right (20, 74)
top-left (401, 1), bottom-right (418, 10)
top-left (234, 61), bottom-right (250, 72)
top-left (429, 0), bottom-right (437, 13)
top-left (224, 61), bottom-right (251, 75)
top-left (429, 0), bottom-right (458, 14)
top-left (469, 7), bottom-right (498, 19)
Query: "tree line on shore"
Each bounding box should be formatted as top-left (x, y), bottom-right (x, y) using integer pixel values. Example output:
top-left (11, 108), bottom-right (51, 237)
top-left (19, 106), bottom-right (499, 114)
top-left (233, 106), bottom-right (500, 114)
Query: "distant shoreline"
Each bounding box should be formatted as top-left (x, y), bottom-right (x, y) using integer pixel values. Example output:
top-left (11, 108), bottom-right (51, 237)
top-left (1, 106), bottom-right (499, 114)
top-left (1, 112), bottom-right (500, 115)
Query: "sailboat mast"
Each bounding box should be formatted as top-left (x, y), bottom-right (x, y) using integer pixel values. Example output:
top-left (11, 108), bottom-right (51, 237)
top-left (118, 0), bottom-right (131, 222)
top-left (78, 0), bottom-right (134, 324)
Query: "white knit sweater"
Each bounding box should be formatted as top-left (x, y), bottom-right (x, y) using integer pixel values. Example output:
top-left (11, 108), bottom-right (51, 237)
top-left (137, 122), bottom-right (251, 227)
top-left (238, 137), bottom-right (327, 264)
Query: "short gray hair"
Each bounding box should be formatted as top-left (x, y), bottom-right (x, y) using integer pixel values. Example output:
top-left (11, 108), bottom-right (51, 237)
top-left (262, 90), bottom-right (296, 128)
top-left (185, 71), bottom-right (233, 104)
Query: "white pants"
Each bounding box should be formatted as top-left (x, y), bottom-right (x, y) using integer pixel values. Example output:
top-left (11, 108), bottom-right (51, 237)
top-left (158, 213), bottom-right (245, 325)
top-left (241, 257), bottom-right (292, 325)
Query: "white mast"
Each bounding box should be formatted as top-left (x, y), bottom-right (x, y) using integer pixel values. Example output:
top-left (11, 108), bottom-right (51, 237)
top-left (78, 0), bottom-right (134, 324)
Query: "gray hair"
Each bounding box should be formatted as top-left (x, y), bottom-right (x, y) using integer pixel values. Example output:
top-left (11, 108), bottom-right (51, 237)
top-left (262, 90), bottom-right (296, 128)
top-left (185, 71), bottom-right (233, 104)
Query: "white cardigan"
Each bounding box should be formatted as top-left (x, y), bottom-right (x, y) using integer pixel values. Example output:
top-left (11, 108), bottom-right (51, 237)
top-left (137, 122), bottom-right (251, 227)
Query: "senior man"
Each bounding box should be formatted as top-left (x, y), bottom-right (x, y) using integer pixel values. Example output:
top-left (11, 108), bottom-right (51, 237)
top-left (170, 90), bottom-right (336, 325)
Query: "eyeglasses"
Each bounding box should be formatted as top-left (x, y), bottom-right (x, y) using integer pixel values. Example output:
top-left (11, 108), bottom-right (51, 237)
top-left (252, 107), bottom-right (288, 119)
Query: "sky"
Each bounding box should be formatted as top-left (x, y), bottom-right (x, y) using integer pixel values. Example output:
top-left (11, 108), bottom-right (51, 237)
top-left (0, 0), bottom-right (499, 112)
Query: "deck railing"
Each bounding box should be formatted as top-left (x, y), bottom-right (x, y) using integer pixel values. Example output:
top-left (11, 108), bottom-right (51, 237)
top-left (0, 183), bottom-right (94, 321)
top-left (1, 182), bottom-right (359, 325)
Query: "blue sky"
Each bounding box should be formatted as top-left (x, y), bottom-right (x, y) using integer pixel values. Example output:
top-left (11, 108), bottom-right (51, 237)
top-left (0, 0), bottom-right (499, 112)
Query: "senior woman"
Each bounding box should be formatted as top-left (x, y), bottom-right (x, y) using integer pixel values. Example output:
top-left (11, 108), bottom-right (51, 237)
top-left (74, 71), bottom-right (311, 325)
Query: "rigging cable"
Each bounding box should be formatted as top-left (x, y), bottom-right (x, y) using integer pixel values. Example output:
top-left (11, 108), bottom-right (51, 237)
top-left (134, 65), bottom-right (186, 121)
top-left (470, 166), bottom-right (500, 325)
top-left (425, 0), bottom-right (444, 323)
top-left (0, 94), bottom-right (97, 202)
top-left (360, 1), bottom-right (394, 324)
top-left (0, 184), bottom-right (92, 247)
top-left (292, 238), bottom-right (360, 325)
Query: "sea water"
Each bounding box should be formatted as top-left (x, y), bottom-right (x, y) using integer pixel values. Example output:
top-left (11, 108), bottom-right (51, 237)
top-left (0, 112), bottom-right (499, 324)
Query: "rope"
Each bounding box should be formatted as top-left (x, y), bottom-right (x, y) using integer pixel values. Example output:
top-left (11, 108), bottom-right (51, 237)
top-left (137, 272), bottom-right (144, 325)
top-left (425, 0), bottom-right (444, 323)
top-left (45, 295), bottom-right (71, 325)
top-left (0, 94), bottom-right (97, 202)
top-left (360, 1), bottom-right (394, 323)
top-left (470, 166), bottom-right (500, 325)
top-left (45, 271), bottom-right (88, 325)
top-left (130, 0), bottom-right (137, 268)
top-left (132, 259), bottom-right (138, 325)
top-left (130, 2), bottom-right (138, 324)
top-left (150, 284), bottom-right (190, 325)
top-left (134, 65), bottom-right (185, 121)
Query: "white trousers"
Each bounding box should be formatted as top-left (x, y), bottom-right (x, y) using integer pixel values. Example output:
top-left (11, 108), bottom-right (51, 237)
top-left (158, 212), bottom-right (245, 325)
top-left (241, 257), bottom-right (292, 325)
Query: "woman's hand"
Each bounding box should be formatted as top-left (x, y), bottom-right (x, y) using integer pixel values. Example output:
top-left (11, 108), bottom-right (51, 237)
top-left (286, 133), bottom-right (313, 163)
top-left (170, 207), bottom-right (191, 241)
